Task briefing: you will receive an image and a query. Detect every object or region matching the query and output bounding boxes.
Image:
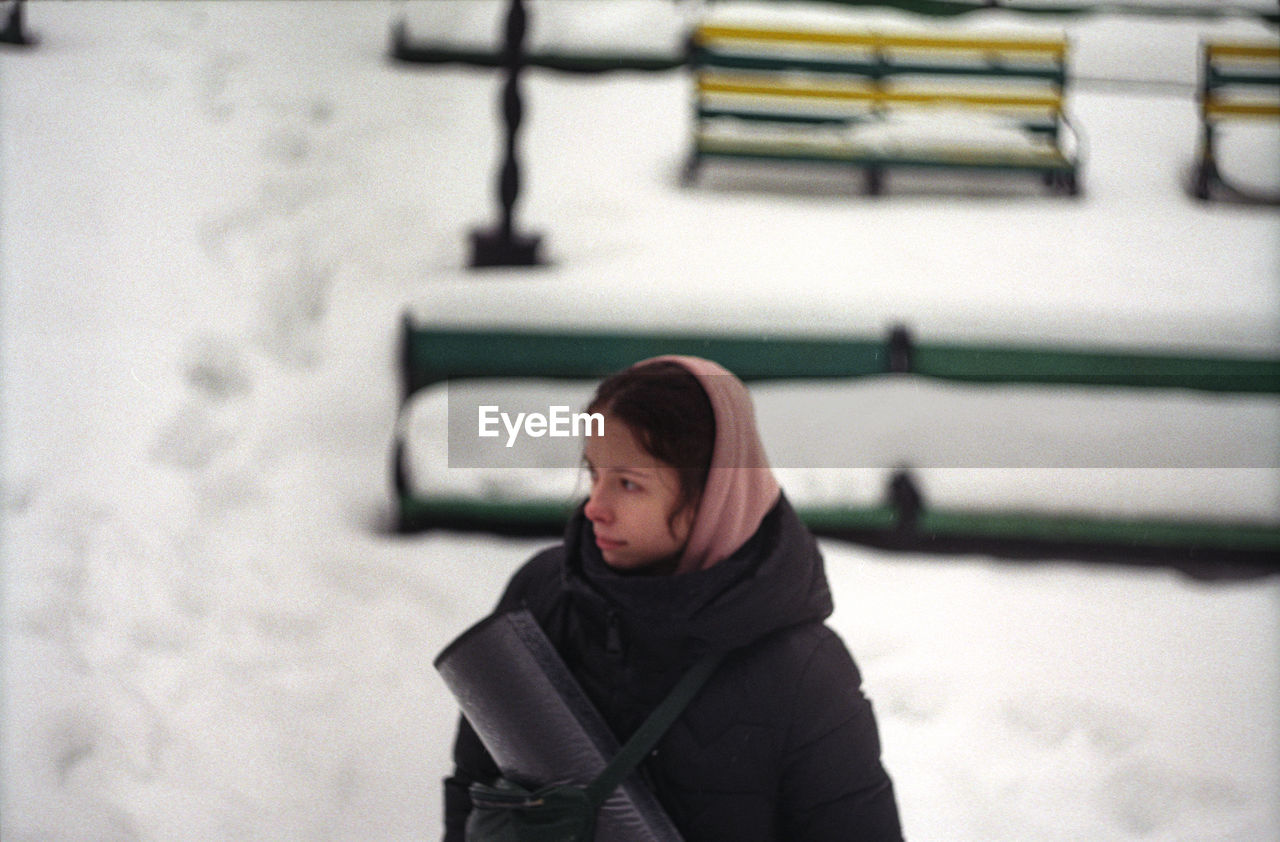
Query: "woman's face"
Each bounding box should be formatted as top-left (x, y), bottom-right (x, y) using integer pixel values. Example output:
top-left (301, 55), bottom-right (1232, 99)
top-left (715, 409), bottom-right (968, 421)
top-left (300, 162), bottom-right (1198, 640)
top-left (582, 414), bottom-right (694, 574)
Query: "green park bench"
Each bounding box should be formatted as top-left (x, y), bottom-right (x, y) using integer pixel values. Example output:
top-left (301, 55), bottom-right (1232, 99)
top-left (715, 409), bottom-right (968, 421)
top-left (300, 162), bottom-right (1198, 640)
top-left (684, 22), bottom-right (1082, 195)
top-left (392, 319), bottom-right (1280, 574)
top-left (1193, 39), bottom-right (1280, 202)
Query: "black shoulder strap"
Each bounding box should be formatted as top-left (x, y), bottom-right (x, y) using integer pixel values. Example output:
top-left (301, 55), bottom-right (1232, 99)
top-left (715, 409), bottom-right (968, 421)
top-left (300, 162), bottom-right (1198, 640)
top-left (584, 651), bottom-right (726, 807)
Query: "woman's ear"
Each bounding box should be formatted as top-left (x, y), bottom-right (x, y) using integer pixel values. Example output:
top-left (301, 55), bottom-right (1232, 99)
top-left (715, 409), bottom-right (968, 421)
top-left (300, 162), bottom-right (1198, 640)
top-left (669, 495), bottom-right (698, 542)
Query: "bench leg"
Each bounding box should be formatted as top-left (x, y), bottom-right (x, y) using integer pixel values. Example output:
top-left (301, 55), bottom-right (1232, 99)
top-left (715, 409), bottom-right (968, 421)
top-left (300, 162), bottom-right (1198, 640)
top-left (681, 152), bottom-right (701, 187)
top-left (1062, 171), bottom-right (1080, 197)
top-left (865, 166), bottom-right (884, 196)
top-left (1193, 157), bottom-right (1215, 201)
top-left (1193, 121), bottom-right (1218, 201)
top-left (1045, 170), bottom-right (1080, 197)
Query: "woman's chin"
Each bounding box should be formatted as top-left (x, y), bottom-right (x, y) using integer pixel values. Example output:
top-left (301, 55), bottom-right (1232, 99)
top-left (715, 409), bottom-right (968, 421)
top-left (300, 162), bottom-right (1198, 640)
top-left (604, 551), bottom-right (681, 577)
top-left (600, 548), bottom-right (633, 568)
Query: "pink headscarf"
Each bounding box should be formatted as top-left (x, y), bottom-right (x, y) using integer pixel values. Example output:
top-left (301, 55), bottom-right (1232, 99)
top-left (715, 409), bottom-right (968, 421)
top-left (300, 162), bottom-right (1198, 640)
top-left (637, 356), bottom-right (781, 574)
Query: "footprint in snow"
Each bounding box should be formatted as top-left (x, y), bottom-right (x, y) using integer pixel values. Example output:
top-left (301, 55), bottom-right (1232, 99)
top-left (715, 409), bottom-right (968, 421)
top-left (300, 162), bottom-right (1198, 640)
top-left (1000, 692), bottom-right (1145, 755)
top-left (1098, 758), bottom-right (1249, 835)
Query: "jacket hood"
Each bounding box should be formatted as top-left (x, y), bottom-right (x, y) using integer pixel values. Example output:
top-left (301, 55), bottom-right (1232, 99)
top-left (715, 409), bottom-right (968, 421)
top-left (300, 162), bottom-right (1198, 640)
top-left (640, 355), bottom-right (781, 574)
top-left (562, 494), bottom-right (833, 653)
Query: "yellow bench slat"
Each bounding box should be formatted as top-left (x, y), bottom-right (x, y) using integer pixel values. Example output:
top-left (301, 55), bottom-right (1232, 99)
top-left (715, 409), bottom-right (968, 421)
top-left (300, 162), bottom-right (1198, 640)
top-left (1205, 42), bottom-right (1280, 62)
top-left (696, 24), bottom-right (1067, 57)
top-left (699, 75), bottom-right (1063, 112)
top-left (1203, 98), bottom-right (1280, 119)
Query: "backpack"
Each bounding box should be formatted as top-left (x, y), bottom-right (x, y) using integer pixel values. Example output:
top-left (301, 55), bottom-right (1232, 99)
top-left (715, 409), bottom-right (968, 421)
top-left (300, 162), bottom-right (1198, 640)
top-left (465, 651), bottom-right (724, 842)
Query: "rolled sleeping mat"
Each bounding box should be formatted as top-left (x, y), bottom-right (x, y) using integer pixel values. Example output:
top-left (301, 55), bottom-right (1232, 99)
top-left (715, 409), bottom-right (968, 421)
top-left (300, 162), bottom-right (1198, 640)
top-left (435, 608), bottom-right (684, 842)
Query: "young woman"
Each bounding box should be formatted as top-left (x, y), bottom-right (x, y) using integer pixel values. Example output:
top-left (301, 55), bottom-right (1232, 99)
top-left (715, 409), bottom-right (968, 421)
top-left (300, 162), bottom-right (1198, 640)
top-left (443, 356), bottom-right (903, 842)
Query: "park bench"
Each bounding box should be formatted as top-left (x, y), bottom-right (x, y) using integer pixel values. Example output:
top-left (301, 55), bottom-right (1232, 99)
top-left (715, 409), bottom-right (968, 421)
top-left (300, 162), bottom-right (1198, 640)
top-left (684, 22), bottom-right (1081, 195)
top-left (1193, 39), bottom-right (1280, 201)
top-left (390, 318), bottom-right (1280, 572)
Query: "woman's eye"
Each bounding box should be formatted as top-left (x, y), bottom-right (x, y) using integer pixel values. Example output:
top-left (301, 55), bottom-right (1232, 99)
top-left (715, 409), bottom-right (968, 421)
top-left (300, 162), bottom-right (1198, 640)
top-left (620, 478), bottom-right (639, 491)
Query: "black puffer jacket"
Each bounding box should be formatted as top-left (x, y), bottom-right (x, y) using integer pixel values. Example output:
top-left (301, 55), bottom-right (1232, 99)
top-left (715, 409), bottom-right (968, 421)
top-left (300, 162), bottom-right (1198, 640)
top-left (443, 496), bottom-right (903, 842)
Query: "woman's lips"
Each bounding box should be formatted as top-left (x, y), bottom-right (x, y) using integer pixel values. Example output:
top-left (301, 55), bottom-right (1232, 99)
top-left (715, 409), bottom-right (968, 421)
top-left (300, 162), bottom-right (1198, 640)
top-left (595, 536), bottom-right (625, 551)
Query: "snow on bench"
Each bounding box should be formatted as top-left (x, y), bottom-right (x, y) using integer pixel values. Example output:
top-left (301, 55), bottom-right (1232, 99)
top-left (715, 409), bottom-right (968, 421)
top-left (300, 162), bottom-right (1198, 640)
top-left (395, 366), bottom-right (1280, 566)
top-left (392, 291), bottom-right (1280, 568)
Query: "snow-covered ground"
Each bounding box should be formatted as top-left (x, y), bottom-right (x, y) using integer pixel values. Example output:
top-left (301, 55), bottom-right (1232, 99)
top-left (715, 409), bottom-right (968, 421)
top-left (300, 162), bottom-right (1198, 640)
top-left (2, 2), bottom-right (1278, 840)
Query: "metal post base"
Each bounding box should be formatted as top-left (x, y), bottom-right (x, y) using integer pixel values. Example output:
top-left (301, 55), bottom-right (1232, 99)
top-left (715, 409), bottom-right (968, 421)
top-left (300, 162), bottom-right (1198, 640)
top-left (1, 1), bottom-right (34, 46)
top-left (469, 227), bottom-right (543, 268)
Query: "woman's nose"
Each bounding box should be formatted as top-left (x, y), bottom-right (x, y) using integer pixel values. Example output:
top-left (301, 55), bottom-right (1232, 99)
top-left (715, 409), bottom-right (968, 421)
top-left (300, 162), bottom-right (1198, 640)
top-left (584, 487), bottom-right (611, 525)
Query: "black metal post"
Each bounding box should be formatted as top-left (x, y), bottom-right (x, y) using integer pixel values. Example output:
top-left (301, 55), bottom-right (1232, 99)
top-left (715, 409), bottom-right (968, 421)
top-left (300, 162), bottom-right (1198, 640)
top-left (889, 470), bottom-right (924, 535)
top-left (470, 0), bottom-right (543, 268)
top-left (1, 0), bottom-right (36, 47)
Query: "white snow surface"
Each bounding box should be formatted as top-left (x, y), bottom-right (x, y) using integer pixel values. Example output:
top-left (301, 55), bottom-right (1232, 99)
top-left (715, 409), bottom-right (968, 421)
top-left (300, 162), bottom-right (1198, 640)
top-left (2, 2), bottom-right (1278, 841)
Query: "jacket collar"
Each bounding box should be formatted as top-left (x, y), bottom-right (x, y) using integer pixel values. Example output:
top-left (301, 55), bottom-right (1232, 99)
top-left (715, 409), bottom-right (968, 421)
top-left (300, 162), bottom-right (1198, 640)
top-left (560, 494), bottom-right (833, 652)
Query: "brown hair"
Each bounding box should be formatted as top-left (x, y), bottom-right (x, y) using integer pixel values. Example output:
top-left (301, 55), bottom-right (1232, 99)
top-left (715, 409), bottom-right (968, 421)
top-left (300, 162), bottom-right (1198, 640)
top-left (586, 360), bottom-right (715, 527)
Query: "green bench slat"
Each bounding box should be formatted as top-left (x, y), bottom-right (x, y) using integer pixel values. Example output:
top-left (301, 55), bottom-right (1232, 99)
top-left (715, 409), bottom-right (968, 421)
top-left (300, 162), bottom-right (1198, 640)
top-left (698, 107), bottom-right (868, 127)
top-left (910, 342), bottom-right (1280, 391)
top-left (401, 325), bottom-right (889, 394)
top-left (401, 324), bottom-right (1280, 396)
top-left (693, 142), bottom-right (1073, 173)
top-left (695, 47), bottom-right (1068, 82)
top-left (1207, 69), bottom-right (1280, 88)
top-left (696, 106), bottom-right (1061, 134)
